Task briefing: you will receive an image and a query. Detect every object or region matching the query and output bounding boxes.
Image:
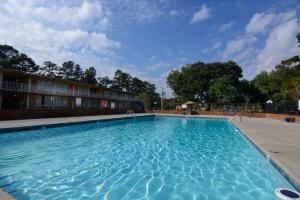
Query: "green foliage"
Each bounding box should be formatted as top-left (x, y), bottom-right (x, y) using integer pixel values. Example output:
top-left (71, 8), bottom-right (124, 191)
top-left (208, 77), bottom-right (238, 104)
top-left (167, 61), bottom-right (243, 108)
top-left (82, 67), bottom-right (97, 85)
top-left (111, 70), bottom-right (132, 91)
top-left (109, 70), bottom-right (160, 108)
top-left (253, 64), bottom-right (300, 101)
top-left (59, 61), bottom-right (83, 81)
top-left (138, 92), bottom-right (151, 110)
top-left (0, 44), bottom-right (38, 73)
top-left (282, 76), bottom-right (300, 100)
top-left (98, 76), bottom-right (113, 87)
top-left (41, 61), bottom-right (59, 78)
top-left (252, 32), bottom-right (300, 102)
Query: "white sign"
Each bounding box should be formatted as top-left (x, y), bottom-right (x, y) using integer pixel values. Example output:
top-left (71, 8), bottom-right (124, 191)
top-left (298, 100), bottom-right (300, 110)
top-left (111, 102), bottom-right (115, 109)
top-left (76, 97), bottom-right (82, 107)
top-left (182, 104), bottom-right (187, 109)
top-left (266, 100), bottom-right (273, 104)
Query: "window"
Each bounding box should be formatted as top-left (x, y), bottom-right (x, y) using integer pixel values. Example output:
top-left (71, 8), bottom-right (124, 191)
top-left (36, 95), bottom-right (53, 108)
top-left (77, 86), bottom-right (89, 96)
top-left (111, 102), bottom-right (115, 109)
top-left (100, 100), bottom-right (108, 108)
top-left (36, 95), bottom-right (68, 108)
top-left (55, 82), bottom-right (68, 94)
top-left (37, 80), bottom-right (53, 92)
top-left (90, 88), bottom-right (97, 96)
top-left (76, 98), bottom-right (82, 107)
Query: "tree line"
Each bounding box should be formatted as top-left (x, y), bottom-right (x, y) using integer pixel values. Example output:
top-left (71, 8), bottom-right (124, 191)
top-left (167, 33), bottom-right (300, 109)
top-left (0, 44), bottom-right (160, 108)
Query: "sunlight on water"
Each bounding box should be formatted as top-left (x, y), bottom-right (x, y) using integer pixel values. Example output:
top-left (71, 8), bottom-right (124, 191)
top-left (0, 116), bottom-right (295, 199)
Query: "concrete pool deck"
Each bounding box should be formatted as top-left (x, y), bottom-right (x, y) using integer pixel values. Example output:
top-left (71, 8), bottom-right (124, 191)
top-left (0, 113), bottom-right (299, 195)
top-left (0, 113), bottom-right (153, 132)
top-left (231, 116), bottom-right (300, 191)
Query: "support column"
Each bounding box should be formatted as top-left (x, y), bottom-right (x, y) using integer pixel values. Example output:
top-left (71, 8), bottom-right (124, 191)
top-left (53, 80), bottom-right (56, 94)
top-left (26, 78), bottom-right (31, 110)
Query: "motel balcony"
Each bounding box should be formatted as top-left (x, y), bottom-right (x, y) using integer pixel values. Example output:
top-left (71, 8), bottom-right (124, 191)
top-left (31, 85), bottom-right (73, 95)
top-left (1, 80), bottom-right (29, 92)
top-left (1, 81), bottom-right (140, 102)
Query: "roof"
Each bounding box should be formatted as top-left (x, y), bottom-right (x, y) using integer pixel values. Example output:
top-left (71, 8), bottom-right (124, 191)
top-left (184, 101), bottom-right (196, 105)
top-left (0, 67), bottom-right (136, 95)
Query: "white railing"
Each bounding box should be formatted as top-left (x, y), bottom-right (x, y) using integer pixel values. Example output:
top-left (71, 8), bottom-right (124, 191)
top-left (2, 81), bottom-right (28, 92)
top-left (31, 85), bottom-right (53, 93)
top-left (1, 81), bottom-right (140, 102)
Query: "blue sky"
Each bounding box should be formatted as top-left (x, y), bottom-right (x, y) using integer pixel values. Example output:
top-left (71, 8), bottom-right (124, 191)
top-left (0, 0), bottom-right (299, 96)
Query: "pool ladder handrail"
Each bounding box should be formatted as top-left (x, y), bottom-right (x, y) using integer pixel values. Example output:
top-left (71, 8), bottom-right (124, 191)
top-left (229, 115), bottom-right (242, 122)
top-left (126, 110), bottom-right (136, 118)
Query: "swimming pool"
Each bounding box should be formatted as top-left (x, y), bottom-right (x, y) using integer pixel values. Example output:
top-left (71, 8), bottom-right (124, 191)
top-left (0, 116), bottom-right (296, 199)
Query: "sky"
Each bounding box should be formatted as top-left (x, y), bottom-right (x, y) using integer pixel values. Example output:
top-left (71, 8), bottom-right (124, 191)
top-left (0, 0), bottom-right (299, 97)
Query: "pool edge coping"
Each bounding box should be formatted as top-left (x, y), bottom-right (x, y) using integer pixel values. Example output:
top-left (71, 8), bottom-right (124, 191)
top-left (0, 113), bottom-right (298, 193)
top-left (0, 114), bottom-right (155, 133)
top-left (0, 189), bottom-right (16, 200)
top-left (231, 120), bottom-right (300, 192)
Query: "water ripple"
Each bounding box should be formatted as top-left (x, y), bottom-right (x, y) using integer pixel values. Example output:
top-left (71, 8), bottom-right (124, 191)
top-left (0, 116), bottom-right (296, 200)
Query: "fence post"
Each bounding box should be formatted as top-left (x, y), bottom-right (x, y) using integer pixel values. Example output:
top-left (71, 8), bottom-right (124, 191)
top-left (0, 71), bottom-right (2, 110)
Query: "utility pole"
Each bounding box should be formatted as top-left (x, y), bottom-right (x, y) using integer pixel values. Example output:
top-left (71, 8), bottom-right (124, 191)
top-left (161, 87), bottom-right (165, 110)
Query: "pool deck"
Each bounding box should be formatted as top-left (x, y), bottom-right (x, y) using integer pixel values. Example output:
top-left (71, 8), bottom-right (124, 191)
top-left (0, 113), bottom-right (153, 132)
top-left (0, 189), bottom-right (15, 200)
top-left (231, 116), bottom-right (300, 191)
top-left (0, 113), bottom-right (299, 195)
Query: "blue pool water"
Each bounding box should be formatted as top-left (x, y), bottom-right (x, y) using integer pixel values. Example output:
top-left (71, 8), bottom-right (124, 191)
top-left (0, 116), bottom-right (296, 199)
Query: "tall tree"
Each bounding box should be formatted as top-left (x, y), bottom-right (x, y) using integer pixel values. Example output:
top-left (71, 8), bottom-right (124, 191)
top-left (59, 61), bottom-right (83, 81)
top-left (111, 70), bottom-right (132, 91)
top-left (98, 76), bottom-right (113, 88)
top-left (130, 77), bottom-right (146, 94)
top-left (40, 61), bottom-right (59, 78)
top-left (0, 44), bottom-right (38, 73)
top-left (82, 67), bottom-right (97, 85)
top-left (208, 77), bottom-right (238, 104)
top-left (252, 33), bottom-right (300, 102)
top-left (283, 76), bottom-right (300, 100)
top-left (167, 61), bottom-right (242, 109)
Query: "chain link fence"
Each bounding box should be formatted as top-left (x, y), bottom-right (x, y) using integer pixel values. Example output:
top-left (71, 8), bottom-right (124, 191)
top-left (162, 101), bottom-right (300, 115)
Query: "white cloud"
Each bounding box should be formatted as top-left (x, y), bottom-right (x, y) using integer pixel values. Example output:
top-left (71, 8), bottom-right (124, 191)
top-left (223, 36), bottom-right (257, 57)
top-left (245, 10), bottom-right (295, 35)
top-left (169, 10), bottom-right (180, 17)
top-left (256, 19), bottom-right (300, 72)
top-left (245, 13), bottom-right (275, 35)
top-left (3, 0), bottom-right (110, 31)
top-left (211, 41), bottom-right (222, 50)
top-left (0, 0), bottom-right (121, 78)
top-left (146, 61), bottom-right (169, 71)
top-left (190, 4), bottom-right (211, 24)
top-left (202, 41), bottom-right (222, 54)
top-left (221, 10), bottom-right (300, 78)
top-left (219, 21), bottom-right (235, 32)
top-left (105, 0), bottom-right (166, 23)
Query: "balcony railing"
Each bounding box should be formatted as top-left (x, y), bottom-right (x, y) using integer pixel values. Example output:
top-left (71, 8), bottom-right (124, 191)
top-left (31, 85), bottom-right (73, 95)
top-left (31, 85), bottom-right (53, 94)
top-left (2, 81), bottom-right (28, 92)
top-left (1, 81), bottom-right (140, 102)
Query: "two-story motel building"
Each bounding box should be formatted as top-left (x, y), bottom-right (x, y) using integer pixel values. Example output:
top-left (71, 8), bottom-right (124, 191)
top-left (0, 68), bottom-right (143, 119)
